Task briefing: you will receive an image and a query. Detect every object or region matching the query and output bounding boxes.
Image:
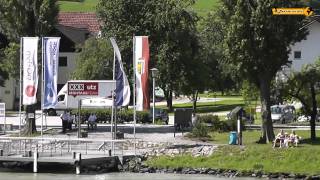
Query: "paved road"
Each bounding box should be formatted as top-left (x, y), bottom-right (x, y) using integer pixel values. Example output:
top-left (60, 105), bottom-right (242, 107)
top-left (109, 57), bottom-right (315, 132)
top-left (0, 114), bottom-right (195, 143)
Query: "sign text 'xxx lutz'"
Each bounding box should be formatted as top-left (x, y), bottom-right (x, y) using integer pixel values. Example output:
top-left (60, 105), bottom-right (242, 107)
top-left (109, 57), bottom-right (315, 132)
top-left (68, 82), bottom-right (99, 96)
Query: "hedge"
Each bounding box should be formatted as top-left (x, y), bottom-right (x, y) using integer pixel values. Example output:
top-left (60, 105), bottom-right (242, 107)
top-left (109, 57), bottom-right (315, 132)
top-left (197, 114), bottom-right (245, 132)
top-left (71, 109), bottom-right (150, 124)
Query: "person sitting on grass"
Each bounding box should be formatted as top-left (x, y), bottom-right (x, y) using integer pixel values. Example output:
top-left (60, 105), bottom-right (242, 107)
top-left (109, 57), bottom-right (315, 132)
top-left (283, 132), bottom-right (291, 148)
top-left (289, 130), bottom-right (300, 147)
top-left (88, 113), bottom-right (97, 130)
top-left (273, 129), bottom-right (285, 148)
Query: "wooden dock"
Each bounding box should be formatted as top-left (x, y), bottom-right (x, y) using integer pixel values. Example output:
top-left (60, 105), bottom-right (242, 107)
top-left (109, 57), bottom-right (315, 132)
top-left (0, 136), bottom-right (130, 174)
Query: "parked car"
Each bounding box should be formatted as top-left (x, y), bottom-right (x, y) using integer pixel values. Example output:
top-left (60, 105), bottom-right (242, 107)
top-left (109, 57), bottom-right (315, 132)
top-left (148, 108), bottom-right (169, 124)
top-left (271, 105), bottom-right (296, 124)
top-left (297, 115), bottom-right (310, 122)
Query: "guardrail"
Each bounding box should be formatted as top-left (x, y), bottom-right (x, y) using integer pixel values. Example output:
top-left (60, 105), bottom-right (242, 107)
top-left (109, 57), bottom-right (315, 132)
top-left (0, 136), bottom-right (127, 157)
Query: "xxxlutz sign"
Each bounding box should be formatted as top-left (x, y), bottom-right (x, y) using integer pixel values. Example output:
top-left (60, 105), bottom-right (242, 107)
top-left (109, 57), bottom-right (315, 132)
top-left (67, 82), bottom-right (99, 96)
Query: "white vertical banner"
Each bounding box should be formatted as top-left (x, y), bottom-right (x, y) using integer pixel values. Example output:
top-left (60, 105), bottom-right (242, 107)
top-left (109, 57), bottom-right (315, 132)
top-left (134, 36), bottom-right (150, 111)
top-left (43, 37), bottom-right (60, 109)
top-left (110, 37), bottom-right (131, 107)
top-left (22, 37), bottom-right (39, 105)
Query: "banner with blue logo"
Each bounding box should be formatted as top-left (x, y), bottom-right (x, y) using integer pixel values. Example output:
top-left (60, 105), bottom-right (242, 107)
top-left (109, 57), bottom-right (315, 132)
top-left (43, 37), bottom-right (60, 109)
top-left (110, 37), bottom-right (131, 107)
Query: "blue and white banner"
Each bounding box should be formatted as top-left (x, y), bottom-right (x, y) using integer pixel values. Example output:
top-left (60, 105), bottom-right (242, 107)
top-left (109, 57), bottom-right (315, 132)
top-left (43, 37), bottom-right (60, 109)
top-left (110, 37), bottom-right (131, 106)
top-left (22, 37), bottom-right (39, 105)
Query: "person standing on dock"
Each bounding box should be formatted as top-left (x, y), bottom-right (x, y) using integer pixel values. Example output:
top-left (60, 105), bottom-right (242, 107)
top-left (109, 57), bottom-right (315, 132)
top-left (60, 110), bottom-right (69, 133)
top-left (88, 113), bottom-right (97, 130)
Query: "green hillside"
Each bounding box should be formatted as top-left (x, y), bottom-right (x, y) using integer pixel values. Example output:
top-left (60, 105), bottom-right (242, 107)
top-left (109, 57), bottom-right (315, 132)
top-left (59, 0), bottom-right (98, 12)
top-left (59, 0), bottom-right (220, 15)
top-left (193, 0), bottom-right (221, 16)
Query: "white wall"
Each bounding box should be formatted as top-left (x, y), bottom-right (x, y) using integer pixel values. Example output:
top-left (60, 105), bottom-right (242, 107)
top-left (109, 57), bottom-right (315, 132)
top-left (288, 21), bottom-right (320, 71)
top-left (58, 52), bottom-right (77, 85)
top-left (0, 78), bottom-right (17, 110)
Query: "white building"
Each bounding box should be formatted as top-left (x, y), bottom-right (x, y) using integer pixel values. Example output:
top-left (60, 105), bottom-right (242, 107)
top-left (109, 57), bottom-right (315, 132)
top-left (0, 12), bottom-right (100, 110)
top-left (287, 17), bottom-right (320, 71)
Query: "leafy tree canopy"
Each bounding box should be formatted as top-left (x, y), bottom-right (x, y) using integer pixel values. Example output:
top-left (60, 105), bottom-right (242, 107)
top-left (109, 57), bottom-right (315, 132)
top-left (220, 0), bottom-right (308, 142)
top-left (0, 0), bottom-right (59, 40)
top-left (97, 0), bottom-right (199, 110)
top-left (72, 37), bottom-right (113, 80)
top-left (282, 59), bottom-right (320, 140)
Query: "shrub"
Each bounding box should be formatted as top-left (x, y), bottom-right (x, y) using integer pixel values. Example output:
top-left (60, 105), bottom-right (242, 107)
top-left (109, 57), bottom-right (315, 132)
top-left (191, 122), bottom-right (209, 138)
top-left (197, 114), bottom-right (245, 132)
top-left (198, 114), bottom-right (220, 124)
top-left (71, 109), bottom-right (149, 124)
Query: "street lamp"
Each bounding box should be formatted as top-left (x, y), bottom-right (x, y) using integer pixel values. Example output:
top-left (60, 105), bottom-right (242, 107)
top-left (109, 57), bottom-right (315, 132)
top-left (150, 68), bottom-right (158, 124)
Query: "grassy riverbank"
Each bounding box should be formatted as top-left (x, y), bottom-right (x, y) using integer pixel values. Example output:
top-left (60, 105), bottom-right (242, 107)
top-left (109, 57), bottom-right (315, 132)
top-left (146, 130), bottom-right (320, 175)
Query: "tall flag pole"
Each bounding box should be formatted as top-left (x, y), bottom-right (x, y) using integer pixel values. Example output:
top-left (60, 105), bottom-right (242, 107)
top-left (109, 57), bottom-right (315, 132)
top-left (134, 36), bottom-right (150, 111)
top-left (110, 37), bottom-right (131, 141)
top-left (133, 36), bottom-right (136, 155)
top-left (41, 37), bottom-right (44, 139)
top-left (42, 37), bottom-right (60, 138)
top-left (19, 38), bottom-right (23, 137)
top-left (111, 51), bottom-right (115, 140)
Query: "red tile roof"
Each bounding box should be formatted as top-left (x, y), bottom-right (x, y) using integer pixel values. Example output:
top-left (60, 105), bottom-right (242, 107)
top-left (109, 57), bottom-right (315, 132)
top-left (58, 12), bottom-right (100, 33)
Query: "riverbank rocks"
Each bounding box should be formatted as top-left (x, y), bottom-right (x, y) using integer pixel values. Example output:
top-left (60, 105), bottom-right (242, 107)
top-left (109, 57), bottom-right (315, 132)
top-left (141, 144), bottom-right (217, 158)
top-left (124, 164), bottom-right (318, 179)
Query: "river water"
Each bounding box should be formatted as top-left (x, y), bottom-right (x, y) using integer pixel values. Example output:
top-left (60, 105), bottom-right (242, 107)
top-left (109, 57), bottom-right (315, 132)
top-left (0, 172), bottom-right (252, 180)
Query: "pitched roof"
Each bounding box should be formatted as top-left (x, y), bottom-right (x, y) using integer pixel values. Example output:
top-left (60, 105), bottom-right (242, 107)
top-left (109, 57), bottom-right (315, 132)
top-left (57, 12), bottom-right (100, 33)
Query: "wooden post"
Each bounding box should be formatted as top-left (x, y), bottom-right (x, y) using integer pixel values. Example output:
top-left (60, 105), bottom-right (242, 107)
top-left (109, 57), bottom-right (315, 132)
top-left (33, 149), bottom-right (38, 173)
top-left (76, 153), bottom-right (81, 174)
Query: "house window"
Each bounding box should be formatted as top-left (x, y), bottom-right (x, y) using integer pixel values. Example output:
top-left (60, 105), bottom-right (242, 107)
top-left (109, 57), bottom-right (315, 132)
top-left (57, 84), bottom-right (64, 92)
top-left (59, 56), bottom-right (68, 66)
top-left (85, 33), bottom-right (90, 40)
top-left (294, 51), bottom-right (301, 59)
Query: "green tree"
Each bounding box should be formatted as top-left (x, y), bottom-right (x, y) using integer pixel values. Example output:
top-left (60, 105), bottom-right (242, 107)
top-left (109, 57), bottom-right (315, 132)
top-left (241, 80), bottom-right (259, 120)
top-left (0, 51), bottom-right (9, 87)
top-left (0, 0), bottom-right (58, 41)
top-left (72, 37), bottom-right (113, 80)
top-left (282, 60), bottom-right (320, 140)
top-left (97, 0), bottom-right (199, 111)
top-left (0, 0), bottom-right (59, 135)
top-left (220, 0), bottom-right (308, 142)
top-left (200, 11), bottom-right (240, 95)
top-left (179, 49), bottom-right (209, 113)
top-left (3, 42), bottom-right (20, 79)
top-left (0, 33), bottom-right (10, 86)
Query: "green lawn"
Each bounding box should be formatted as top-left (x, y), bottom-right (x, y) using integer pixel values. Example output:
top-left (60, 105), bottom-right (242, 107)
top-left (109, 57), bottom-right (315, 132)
top-left (159, 97), bottom-right (244, 114)
top-left (59, 0), bottom-right (220, 16)
top-left (147, 130), bottom-right (320, 175)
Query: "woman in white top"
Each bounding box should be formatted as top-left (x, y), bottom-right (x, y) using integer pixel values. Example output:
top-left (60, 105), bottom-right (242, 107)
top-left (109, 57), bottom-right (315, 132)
top-left (273, 129), bottom-right (285, 148)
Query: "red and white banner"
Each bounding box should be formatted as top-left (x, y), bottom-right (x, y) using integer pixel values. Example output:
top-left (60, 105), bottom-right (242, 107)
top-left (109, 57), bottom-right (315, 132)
top-left (22, 37), bottom-right (39, 105)
top-left (68, 82), bottom-right (99, 96)
top-left (134, 36), bottom-right (150, 111)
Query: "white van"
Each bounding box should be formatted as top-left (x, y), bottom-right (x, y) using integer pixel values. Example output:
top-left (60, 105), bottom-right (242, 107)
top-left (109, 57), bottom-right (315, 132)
top-left (47, 80), bottom-right (115, 115)
top-left (271, 105), bottom-right (296, 124)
